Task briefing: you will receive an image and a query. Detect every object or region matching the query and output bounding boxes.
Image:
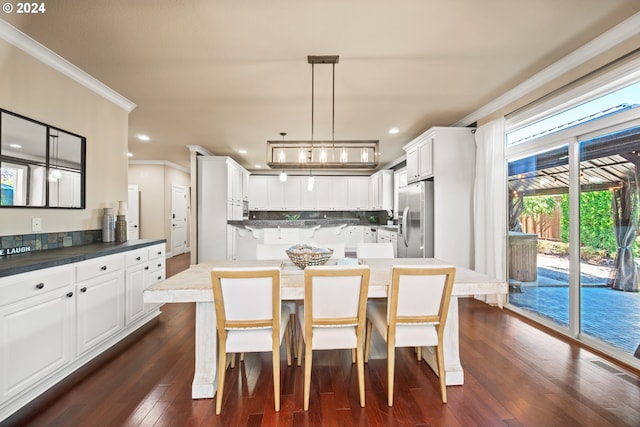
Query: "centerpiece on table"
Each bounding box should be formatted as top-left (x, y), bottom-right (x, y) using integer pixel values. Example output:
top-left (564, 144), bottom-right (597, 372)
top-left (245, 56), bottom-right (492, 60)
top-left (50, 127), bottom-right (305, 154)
top-left (286, 244), bottom-right (333, 269)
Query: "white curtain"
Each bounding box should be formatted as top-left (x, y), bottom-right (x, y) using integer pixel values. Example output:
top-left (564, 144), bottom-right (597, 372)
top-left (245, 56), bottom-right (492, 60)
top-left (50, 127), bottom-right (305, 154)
top-left (473, 117), bottom-right (507, 304)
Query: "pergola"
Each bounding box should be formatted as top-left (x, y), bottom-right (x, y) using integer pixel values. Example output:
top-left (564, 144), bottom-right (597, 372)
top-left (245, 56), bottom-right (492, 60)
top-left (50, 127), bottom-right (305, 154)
top-left (507, 126), bottom-right (640, 292)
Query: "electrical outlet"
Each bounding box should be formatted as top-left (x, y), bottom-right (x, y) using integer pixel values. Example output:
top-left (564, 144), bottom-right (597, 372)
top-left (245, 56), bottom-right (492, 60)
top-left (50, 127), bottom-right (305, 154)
top-left (32, 218), bottom-right (42, 232)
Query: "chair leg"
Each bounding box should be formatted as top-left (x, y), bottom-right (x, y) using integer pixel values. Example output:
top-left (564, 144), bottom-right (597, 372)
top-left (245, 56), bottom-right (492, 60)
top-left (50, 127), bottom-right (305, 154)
top-left (356, 343), bottom-right (366, 407)
top-left (216, 347), bottom-right (227, 414)
top-left (291, 313), bottom-right (298, 358)
top-left (303, 344), bottom-right (313, 410)
top-left (351, 348), bottom-right (356, 363)
top-left (240, 352), bottom-right (245, 362)
top-left (416, 346), bottom-right (422, 361)
top-left (273, 346), bottom-right (281, 411)
top-left (436, 345), bottom-right (447, 403)
top-left (364, 319), bottom-right (372, 363)
top-left (284, 323), bottom-right (292, 366)
top-left (297, 328), bottom-right (304, 367)
top-left (387, 343), bottom-right (395, 407)
top-left (230, 352), bottom-right (236, 369)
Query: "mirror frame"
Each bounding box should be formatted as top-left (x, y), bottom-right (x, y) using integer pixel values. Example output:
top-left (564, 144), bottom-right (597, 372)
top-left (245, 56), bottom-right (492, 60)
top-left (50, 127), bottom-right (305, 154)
top-left (0, 108), bottom-right (86, 209)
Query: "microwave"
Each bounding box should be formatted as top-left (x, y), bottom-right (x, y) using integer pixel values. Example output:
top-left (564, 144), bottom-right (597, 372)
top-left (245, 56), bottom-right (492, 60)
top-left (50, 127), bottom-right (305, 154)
top-left (242, 200), bottom-right (249, 220)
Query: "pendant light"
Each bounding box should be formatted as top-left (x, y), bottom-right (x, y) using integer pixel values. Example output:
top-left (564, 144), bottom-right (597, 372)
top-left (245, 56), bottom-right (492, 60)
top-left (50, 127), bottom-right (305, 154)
top-left (278, 132), bottom-right (287, 182)
top-left (48, 131), bottom-right (61, 182)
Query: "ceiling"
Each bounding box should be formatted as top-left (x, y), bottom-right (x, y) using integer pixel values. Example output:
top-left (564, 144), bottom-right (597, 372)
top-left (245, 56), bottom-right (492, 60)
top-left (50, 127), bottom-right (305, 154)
top-left (3, 1), bottom-right (640, 172)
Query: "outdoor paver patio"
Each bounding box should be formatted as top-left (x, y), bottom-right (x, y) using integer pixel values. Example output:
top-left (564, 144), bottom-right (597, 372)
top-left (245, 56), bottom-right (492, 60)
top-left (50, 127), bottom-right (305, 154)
top-left (509, 256), bottom-right (640, 355)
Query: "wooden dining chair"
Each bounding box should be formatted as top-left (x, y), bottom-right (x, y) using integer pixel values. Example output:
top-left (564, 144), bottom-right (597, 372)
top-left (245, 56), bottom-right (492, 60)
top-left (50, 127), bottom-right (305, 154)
top-left (356, 242), bottom-right (395, 259)
top-left (254, 246), bottom-right (299, 359)
top-left (364, 265), bottom-right (456, 405)
top-left (211, 267), bottom-right (292, 415)
top-left (297, 265), bottom-right (370, 410)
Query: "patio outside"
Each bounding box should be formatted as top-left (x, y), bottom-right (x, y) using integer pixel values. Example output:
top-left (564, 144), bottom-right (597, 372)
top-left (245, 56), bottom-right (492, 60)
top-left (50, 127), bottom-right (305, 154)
top-left (509, 254), bottom-right (640, 355)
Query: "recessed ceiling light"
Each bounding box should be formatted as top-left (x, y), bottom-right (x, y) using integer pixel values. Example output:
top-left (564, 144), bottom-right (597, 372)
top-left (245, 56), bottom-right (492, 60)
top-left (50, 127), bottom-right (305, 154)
top-left (389, 127), bottom-right (399, 134)
top-left (9, 143), bottom-right (22, 148)
top-left (238, 149), bottom-right (247, 154)
top-left (137, 134), bottom-right (150, 141)
top-left (255, 165), bottom-right (262, 168)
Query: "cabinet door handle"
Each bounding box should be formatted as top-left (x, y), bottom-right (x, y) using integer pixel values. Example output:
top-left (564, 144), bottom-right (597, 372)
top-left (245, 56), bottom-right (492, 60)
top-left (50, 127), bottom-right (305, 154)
top-left (136, 256), bottom-right (141, 261)
top-left (80, 287), bottom-right (87, 293)
top-left (35, 283), bottom-right (45, 289)
top-left (157, 251), bottom-right (162, 255)
top-left (66, 292), bottom-right (74, 298)
top-left (157, 276), bottom-right (162, 280)
top-left (101, 266), bottom-right (107, 271)
top-left (157, 263), bottom-right (162, 268)
top-left (145, 266), bottom-right (149, 270)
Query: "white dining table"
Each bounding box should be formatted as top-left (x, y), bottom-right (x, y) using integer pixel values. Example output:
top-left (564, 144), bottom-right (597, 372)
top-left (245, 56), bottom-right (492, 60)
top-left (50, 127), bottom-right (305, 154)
top-left (144, 258), bottom-right (508, 399)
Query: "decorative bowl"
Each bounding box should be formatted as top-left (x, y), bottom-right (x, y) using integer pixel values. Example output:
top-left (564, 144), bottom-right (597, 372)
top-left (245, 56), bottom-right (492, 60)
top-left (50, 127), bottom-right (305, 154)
top-left (286, 244), bottom-right (333, 269)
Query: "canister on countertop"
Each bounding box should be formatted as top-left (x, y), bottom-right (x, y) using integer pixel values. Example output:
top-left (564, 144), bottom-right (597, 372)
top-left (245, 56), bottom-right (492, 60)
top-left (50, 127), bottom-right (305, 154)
top-left (115, 214), bottom-right (127, 242)
top-left (102, 208), bottom-right (116, 242)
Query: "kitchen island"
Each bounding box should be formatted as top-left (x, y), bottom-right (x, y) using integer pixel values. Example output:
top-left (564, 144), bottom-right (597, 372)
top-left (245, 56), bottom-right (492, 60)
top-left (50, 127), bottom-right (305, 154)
top-left (144, 258), bottom-right (507, 399)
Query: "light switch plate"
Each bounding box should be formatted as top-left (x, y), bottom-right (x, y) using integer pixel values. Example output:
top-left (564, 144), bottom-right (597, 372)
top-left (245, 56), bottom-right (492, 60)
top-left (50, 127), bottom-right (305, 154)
top-left (32, 218), bottom-right (42, 232)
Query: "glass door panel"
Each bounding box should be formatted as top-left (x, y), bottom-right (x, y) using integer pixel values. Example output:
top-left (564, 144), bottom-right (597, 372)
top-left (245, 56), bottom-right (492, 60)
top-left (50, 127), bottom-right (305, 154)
top-left (507, 146), bottom-right (570, 329)
top-left (578, 127), bottom-right (640, 356)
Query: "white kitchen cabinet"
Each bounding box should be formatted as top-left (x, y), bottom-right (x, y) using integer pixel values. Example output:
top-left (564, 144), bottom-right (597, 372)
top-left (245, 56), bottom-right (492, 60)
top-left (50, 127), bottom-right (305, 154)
top-left (283, 177), bottom-right (301, 209)
top-left (0, 243), bottom-right (165, 423)
top-left (124, 249), bottom-right (148, 326)
top-left (145, 244), bottom-right (166, 313)
top-left (347, 177), bottom-right (369, 210)
top-left (75, 254), bottom-right (125, 356)
top-left (124, 244), bottom-right (165, 324)
top-left (198, 156), bottom-right (249, 261)
top-left (248, 175), bottom-right (269, 210)
top-left (369, 170), bottom-right (393, 210)
top-left (403, 127), bottom-right (476, 268)
top-left (377, 228), bottom-right (398, 257)
top-left (405, 138), bottom-right (433, 182)
top-left (345, 226), bottom-right (364, 251)
top-left (0, 266), bottom-right (75, 405)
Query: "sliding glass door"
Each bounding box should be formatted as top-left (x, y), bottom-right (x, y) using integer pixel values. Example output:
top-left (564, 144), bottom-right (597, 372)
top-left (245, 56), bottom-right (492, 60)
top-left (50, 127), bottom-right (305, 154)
top-left (507, 146), bottom-right (571, 331)
top-left (578, 128), bottom-right (640, 356)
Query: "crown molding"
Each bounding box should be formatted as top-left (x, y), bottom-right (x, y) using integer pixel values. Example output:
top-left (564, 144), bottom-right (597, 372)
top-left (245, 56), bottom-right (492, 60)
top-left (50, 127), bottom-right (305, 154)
top-left (128, 160), bottom-right (190, 173)
top-left (0, 19), bottom-right (136, 113)
top-left (452, 11), bottom-right (640, 126)
top-left (186, 145), bottom-right (214, 156)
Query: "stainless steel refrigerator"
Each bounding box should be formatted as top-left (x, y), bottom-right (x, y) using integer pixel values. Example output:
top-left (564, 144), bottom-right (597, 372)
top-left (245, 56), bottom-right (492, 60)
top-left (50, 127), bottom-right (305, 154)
top-left (397, 180), bottom-right (434, 258)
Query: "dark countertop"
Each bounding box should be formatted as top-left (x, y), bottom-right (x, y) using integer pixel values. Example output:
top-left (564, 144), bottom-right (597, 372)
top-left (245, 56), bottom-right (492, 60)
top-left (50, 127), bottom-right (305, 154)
top-left (0, 239), bottom-right (166, 277)
top-left (228, 219), bottom-right (361, 228)
top-left (228, 219), bottom-right (398, 231)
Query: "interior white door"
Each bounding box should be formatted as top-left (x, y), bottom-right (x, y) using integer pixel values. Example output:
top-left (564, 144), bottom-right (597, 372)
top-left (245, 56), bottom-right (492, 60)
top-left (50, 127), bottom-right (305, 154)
top-left (171, 184), bottom-right (188, 256)
top-left (127, 185), bottom-right (140, 240)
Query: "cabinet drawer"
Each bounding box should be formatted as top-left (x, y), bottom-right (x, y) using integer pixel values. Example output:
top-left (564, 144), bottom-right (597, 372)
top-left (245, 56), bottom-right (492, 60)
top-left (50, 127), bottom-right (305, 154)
top-left (76, 253), bottom-right (123, 283)
top-left (148, 257), bottom-right (165, 273)
top-left (147, 269), bottom-right (166, 286)
top-left (125, 249), bottom-right (148, 267)
top-left (148, 244), bottom-right (165, 260)
top-left (0, 266), bottom-right (73, 307)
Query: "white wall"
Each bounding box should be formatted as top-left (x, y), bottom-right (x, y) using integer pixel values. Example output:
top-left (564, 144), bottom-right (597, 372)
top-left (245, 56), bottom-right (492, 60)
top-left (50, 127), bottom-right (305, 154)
top-left (128, 162), bottom-right (190, 252)
top-left (0, 39), bottom-right (129, 235)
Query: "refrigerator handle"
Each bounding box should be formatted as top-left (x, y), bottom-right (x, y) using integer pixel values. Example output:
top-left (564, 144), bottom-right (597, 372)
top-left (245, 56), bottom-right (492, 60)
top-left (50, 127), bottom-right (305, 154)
top-left (402, 206), bottom-right (409, 247)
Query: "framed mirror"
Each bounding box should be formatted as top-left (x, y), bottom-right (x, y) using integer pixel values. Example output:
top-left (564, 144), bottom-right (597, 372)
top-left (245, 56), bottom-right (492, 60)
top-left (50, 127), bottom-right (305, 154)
top-left (0, 109), bottom-right (85, 208)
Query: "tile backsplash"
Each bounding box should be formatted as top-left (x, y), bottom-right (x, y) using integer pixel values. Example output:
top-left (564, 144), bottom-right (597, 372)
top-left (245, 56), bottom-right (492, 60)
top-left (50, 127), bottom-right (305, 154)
top-left (0, 230), bottom-right (102, 252)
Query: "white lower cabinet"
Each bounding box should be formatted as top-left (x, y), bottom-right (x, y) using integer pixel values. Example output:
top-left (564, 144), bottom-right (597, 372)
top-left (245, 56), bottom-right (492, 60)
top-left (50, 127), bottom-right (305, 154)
top-left (125, 249), bottom-right (148, 326)
top-left (0, 242), bottom-right (166, 423)
top-left (76, 268), bottom-right (125, 356)
top-left (0, 267), bottom-right (75, 405)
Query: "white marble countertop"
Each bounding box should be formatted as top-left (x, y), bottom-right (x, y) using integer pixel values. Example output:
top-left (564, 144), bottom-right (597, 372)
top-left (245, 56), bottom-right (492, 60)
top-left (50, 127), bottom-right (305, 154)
top-left (144, 258), bottom-right (507, 304)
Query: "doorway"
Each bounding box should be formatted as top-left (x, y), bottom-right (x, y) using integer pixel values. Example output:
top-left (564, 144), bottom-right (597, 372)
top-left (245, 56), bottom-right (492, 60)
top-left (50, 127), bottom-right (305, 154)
top-left (171, 184), bottom-right (188, 256)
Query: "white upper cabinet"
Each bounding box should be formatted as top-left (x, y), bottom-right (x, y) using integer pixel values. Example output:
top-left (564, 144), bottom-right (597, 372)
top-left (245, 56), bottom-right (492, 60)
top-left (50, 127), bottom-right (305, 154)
top-left (405, 137), bottom-right (433, 182)
top-left (248, 175), bottom-right (269, 210)
top-left (346, 177), bottom-right (369, 210)
top-left (247, 173), bottom-right (393, 211)
top-left (369, 170), bottom-right (393, 210)
top-left (199, 156), bottom-right (249, 220)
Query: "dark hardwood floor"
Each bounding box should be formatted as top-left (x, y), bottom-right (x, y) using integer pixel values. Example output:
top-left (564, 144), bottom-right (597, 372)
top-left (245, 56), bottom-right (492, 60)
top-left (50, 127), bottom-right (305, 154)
top-left (4, 252), bottom-right (639, 426)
